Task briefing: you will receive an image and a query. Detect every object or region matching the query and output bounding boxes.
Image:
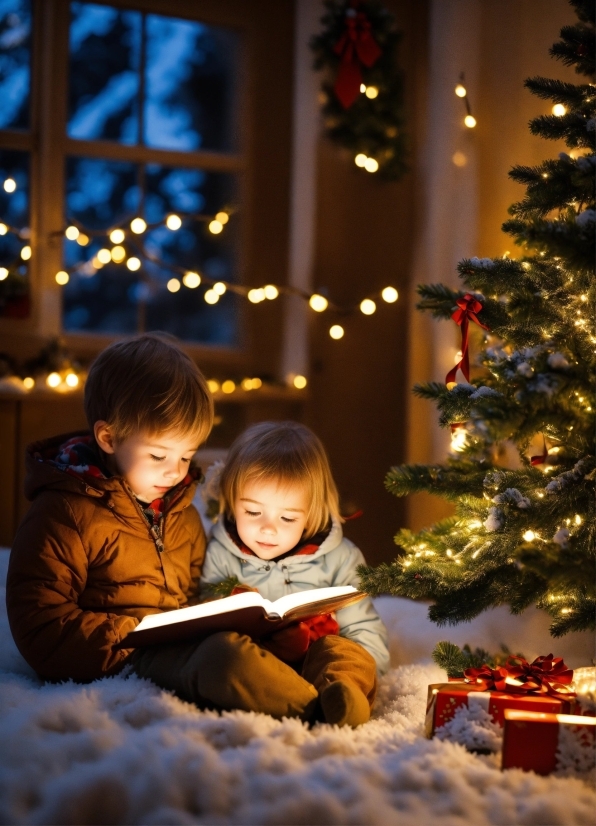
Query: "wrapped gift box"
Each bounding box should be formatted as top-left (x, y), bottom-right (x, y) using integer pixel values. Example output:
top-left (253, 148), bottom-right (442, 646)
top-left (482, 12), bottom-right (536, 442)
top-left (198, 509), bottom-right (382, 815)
top-left (425, 682), bottom-right (570, 738)
top-left (502, 709), bottom-right (596, 775)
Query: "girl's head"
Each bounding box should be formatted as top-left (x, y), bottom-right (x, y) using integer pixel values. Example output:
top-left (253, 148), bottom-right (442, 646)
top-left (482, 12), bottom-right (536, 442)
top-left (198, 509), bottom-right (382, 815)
top-left (220, 421), bottom-right (341, 557)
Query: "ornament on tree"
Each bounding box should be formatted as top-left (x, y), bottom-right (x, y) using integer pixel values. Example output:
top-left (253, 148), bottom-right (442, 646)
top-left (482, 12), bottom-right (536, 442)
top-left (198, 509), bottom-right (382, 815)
top-left (358, 0), bottom-right (596, 637)
top-left (311, 0), bottom-right (408, 180)
top-left (445, 293), bottom-right (489, 385)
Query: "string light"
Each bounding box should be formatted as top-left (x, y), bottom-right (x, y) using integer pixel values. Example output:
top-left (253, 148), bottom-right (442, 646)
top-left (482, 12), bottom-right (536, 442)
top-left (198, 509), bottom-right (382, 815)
top-left (96, 248), bottom-right (111, 264)
top-left (330, 324), bottom-right (344, 339)
top-left (182, 271), bottom-right (201, 289)
top-left (109, 228), bottom-right (125, 244)
top-left (126, 257), bottom-right (141, 271)
top-left (364, 157), bottom-right (379, 173)
top-left (55, 271), bottom-right (69, 285)
top-left (360, 298), bottom-right (376, 315)
top-left (365, 86), bottom-right (379, 99)
top-left (208, 219), bottom-right (223, 234)
top-left (221, 380), bottom-right (236, 394)
top-left (248, 288), bottom-right (265, 303)
top-left (207, 380), bottom-right (220, 393)
top-left (455, 84), bottom-right (466, 97)
top-left (130, 217), bottom-right (147, 234)
top-left (523, 530), bottom-right (536, 541)
top-left (293, 375), bottom-right (307, 389)
top-left (309, 294), bottom-right (328, 312)
top-left (76, 233), bottom-right (90, 246)
top-left (166, 278), bottom-right (181, 293)
top-left (213, 282), bottom-right (227, 296)
top-left (0, 267), bottom-right (8, 280)
top-left (215, 212), bottom-right (229, 225)
top-left (65, 373), bottom-right (79, 388)
top-left (575, 514), bottom-right (582, 525)
top-left (204, 289), bottom-right (219, 304)
top-left (20, 245), bottom-right (31, 260)
top-left (264, 285), bottom-right (279, 300)
top-left (0, 222), bottom-right (7, 234)
top-left (3, 178), bottom-right (16, 193)
top-left (65, 226), bottom-right (80, 241)
top-left (382, 286), bottom-right (398, 303)
top-left (456, 73), bottom-right (477, 128)
top-left (23, 377), bottom-right (34, 389)
top-left (464, 115), bottom-right (477, 128)
top-left (552, 104), bottom-right (566, 116)
top-left (450, 427), bottom-right (468, 452)
top-left (355, 153), bottom-right (367, 168)
top-left (46, 372), bottom-right (61, 388)
top-left (110, 245), bottom-right (126, 263)
top-left (166, 214), bottom-right (182, 230)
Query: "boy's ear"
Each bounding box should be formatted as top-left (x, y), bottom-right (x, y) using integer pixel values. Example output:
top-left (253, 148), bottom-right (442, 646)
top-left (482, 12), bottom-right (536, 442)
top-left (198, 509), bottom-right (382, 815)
top-left (94, 421), bottom-right (116, 454)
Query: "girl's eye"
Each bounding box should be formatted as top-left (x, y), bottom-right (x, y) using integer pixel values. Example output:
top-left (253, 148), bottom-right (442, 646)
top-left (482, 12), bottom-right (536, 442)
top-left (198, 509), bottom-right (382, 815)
top-left (245, 510), bottom-right (260, 517)
top-left (150, 454), bottom-right (166, 462)
top-left (281, 517), bottom-right (297, 523)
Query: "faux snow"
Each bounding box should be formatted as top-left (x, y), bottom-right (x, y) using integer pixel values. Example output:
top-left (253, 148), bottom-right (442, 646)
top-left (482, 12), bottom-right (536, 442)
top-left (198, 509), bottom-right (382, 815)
top-left (547, 353), bottom-right (570, 370)
top-left (493, 488), bottom-right (531, 509)
top-left (435, 701), bottom-right (502, 754)
top-left (0, 549), bottom-right (594, 825)
top-left (484, 506), bottom-right (505, 532)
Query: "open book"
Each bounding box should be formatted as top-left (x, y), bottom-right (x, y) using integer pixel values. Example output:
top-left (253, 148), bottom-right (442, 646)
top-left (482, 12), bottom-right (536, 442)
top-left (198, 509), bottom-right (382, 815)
top-left (117, 586), bottom-right (365, 648)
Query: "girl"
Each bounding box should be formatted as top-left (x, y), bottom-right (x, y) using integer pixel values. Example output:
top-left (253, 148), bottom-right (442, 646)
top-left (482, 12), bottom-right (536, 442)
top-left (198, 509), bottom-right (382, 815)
top-left (200, 421), bottom-right (389, 727)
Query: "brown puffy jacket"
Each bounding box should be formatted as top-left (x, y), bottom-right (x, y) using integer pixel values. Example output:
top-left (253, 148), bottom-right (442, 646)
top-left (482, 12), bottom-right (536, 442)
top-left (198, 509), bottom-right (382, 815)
top-left (6, 432), bottom-right (206, 682)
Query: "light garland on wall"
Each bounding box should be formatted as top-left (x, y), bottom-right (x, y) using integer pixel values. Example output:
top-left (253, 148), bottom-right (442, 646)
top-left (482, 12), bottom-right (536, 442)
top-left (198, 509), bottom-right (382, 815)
top-left (455, 73), bottom-right (477, 129)
top-left (0, 182), bottom-right (401, 341)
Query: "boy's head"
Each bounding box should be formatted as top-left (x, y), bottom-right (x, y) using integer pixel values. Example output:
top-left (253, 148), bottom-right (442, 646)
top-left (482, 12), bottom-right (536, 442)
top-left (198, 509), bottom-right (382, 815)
top-left (85, 333), bottom-right (213, 500)
top-left (220, 421), bottom-right (341, 556)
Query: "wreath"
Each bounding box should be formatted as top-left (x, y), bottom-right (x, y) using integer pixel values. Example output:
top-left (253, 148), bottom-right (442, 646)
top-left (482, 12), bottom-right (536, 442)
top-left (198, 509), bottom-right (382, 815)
top-left (310, 0), bottom-right (408, 181)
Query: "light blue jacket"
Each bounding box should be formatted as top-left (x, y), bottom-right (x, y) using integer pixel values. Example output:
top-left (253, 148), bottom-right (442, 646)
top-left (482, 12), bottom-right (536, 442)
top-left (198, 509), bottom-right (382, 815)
top-left (201, 518), bottom-right (390, 675)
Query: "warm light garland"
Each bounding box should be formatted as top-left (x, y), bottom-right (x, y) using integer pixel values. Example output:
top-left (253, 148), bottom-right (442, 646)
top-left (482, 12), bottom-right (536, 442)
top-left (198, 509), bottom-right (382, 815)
top-left (455, 73), bottom-right (476, 129)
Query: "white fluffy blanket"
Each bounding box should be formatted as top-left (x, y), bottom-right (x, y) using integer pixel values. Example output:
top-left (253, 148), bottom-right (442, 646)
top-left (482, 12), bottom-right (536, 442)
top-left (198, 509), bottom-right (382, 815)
top-left (0, 549), bottom-right (594, 826)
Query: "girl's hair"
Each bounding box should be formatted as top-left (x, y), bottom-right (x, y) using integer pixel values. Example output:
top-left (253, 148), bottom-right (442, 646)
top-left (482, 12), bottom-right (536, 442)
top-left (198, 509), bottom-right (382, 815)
top-left (220, 421), bottom-right (341, 538)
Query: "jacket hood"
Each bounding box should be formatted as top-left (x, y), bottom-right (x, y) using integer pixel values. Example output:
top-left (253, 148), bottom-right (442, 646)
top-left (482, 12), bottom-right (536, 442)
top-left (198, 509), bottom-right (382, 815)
top-left (24, 431), bottom-right (200, 516)
top-left (210, 516), bottom-right (345, 566)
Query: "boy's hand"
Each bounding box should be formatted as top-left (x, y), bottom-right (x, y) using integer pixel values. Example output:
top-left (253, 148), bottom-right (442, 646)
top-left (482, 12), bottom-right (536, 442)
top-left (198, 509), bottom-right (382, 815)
top-left (262, 614), bottom-right (340, 662)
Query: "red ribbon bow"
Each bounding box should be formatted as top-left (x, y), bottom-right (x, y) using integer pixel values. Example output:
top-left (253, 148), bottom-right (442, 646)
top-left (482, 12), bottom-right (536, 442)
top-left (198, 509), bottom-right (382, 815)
top-left (333, 8), bottom-right (382, 109)
top-left (446, 294), bottom-right (489, 385)
top-left (464, 654), bottom-right (575, 700)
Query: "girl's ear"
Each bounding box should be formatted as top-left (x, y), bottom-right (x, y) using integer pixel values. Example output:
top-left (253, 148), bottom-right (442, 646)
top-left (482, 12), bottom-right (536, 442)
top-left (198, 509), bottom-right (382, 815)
top-left (94, 421), bottom-right (116, 454)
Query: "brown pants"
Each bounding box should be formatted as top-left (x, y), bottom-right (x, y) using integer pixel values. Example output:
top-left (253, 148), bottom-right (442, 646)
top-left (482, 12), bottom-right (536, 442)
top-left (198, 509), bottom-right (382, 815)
top-left (131, 633), bottom-right (377, 723)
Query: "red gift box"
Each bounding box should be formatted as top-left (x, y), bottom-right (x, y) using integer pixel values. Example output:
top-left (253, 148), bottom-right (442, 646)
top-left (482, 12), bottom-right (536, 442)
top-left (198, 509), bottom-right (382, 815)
top-left (425, 682), bottom-right (570, 738)
top-left (502, 709), bottom-right (596, 775)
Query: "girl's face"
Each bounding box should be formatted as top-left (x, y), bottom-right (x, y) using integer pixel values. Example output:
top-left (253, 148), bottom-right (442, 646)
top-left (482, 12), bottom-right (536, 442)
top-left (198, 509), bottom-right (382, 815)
top-left (233, 479), bottom-right (309, 560)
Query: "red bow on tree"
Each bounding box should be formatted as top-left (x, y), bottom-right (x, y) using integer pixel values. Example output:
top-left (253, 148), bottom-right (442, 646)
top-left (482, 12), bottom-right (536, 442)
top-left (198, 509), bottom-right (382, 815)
top-left (446, 293), bottom-right (489, 385)
top-left (333, 7), bottom-right (382, 109)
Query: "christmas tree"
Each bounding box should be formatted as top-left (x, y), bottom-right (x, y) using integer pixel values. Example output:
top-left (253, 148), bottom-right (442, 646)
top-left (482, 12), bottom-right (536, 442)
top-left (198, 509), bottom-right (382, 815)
top-left (359, 0), bottom-right (595, 637)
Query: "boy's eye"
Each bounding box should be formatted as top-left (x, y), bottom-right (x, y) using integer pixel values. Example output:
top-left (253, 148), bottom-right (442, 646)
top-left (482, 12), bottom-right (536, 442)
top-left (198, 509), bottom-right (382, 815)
top-left (150, 454), bottom-right (166, 462)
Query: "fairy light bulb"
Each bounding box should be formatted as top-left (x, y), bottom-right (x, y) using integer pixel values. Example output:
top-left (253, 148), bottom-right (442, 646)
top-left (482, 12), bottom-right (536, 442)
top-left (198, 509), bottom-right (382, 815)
top-left (167, 278), bottom-right (181, 293)
top-left (3, 177), bottom-right (16, 192)
top-left (207, 379), bottom-right (220, 393)
top-left (208, 219), bottom-right (223, 234)
top-left (76, 233), bottom-right (90, 246)
top-left (364, 157), bottom-right (379, 173)
top-left (204, 289), bottom-right (219, 304)
top-left (46, 372), bottom-right (61, 388)
top-left (65, 373), bottom-right (79, 388)
top-left (166, 214), bottom-right (182, 230)
top-left (360, 83), bottom-right (366, 93)
top-left (20, 245), bottom-right (31, 260)
top-left (23, 377), bottom-right (34, 389)
top-left (293, 375), bottom-right (307, 389)
top-left (248, 288), bottom-right (265, 303)
top-left (455, 84), bottom-right (467, 97)
top-left (552, 104), bottom-right (566, 116)
top-left (213, 281), bottom-right (227, 296)
top-left (464, 115), bottom-right (477, 128)
top-left (109, 229), bottom-right (125, 244)
top-left (97, 248), bottom-right (111, 265)
top-left (215, 212), bottom-right (229, 225)
top-left (360, 299), bottom-right (376, 315)
top-left (0, 267), bottom-right (8, 280)
top-left (264, 285), bottom-right (279, 300)
top-left (126, 257), bottom-right (141, 271)
top-left (365, 86), bottom-right (378, 99)
top-left (355, 154), bottom-right (367, 168)
top-left (574, 514), bottom-right (582, 525)
top-left (0, 223), bottom-right (7, 235)
top-left (382, 287), bottom-right (398, 303)
top-left (309, 294), bottom-right (328, 312)
top-left (130, 217), bottom-right (147, 234)
top-left (523, 530), bottom-right (536, 542)
top-left (182, 271), bottom-right (201, 289)
top-left (110, 245), bottom-right (126, 263)
top-left (65, 225), bottom-right (80, 241)
top-left (55, 271), bottom-right (69, 285)
top-left (221, 380), bottom-right (236, 394)
top-left (329, 325), bottom-right (344, 340)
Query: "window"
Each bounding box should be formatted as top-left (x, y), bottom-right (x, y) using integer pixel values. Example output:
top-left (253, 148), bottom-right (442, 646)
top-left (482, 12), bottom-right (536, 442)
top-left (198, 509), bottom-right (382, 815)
top-left (0, 0), bottom-right (295, 377)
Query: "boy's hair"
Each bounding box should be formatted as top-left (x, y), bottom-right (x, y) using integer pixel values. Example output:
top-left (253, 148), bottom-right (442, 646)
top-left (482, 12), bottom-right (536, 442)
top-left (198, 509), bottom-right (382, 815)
top-left (84, 333), bottom-right (213, 444)
top-left (220, 421), bottom-right (341, 539)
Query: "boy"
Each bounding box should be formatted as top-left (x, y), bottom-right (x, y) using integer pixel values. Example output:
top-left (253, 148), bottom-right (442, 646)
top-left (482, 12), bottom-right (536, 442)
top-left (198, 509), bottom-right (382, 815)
top-left (6, 333), bottom-right (213, 683)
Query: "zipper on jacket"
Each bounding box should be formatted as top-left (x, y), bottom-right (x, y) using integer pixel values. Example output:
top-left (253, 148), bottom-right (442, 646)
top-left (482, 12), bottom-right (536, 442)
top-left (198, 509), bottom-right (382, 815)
top-left (150, 525), bottom-right (164, 553)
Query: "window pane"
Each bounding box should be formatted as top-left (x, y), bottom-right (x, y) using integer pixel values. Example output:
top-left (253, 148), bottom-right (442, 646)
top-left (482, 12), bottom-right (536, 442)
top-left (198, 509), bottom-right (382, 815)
top-left (68, 3), bottom-right (141, 144)
top-left (0, 0), bottom-right (31, 130)
top-left (0, 149), bottom-right (29, 317)
top-left (144, 14), bottom-right (239, 152)
top-left (62, 157), bottom-right (239, 345)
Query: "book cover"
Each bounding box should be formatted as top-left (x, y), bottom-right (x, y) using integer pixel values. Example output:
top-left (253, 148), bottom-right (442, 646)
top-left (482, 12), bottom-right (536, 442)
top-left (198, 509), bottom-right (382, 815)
top-left (117, 585), bottom-right (366, 648)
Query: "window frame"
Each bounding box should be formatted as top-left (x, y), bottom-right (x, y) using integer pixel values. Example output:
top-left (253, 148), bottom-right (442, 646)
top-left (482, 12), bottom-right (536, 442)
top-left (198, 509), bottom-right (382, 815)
top-left (0, 0), bottom-right (294, 378)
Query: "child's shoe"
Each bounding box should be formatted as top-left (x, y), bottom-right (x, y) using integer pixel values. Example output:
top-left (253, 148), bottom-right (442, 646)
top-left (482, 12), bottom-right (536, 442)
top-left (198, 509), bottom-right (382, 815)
top-left (319, 680), bottom-right (370, 727)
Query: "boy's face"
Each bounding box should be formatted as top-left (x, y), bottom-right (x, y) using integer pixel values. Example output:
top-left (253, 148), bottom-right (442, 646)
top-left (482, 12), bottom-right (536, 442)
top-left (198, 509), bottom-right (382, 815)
top-left (97, 425), bottom-right (200, 502)
top-left (233, 479), bottom-right (309, 560)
